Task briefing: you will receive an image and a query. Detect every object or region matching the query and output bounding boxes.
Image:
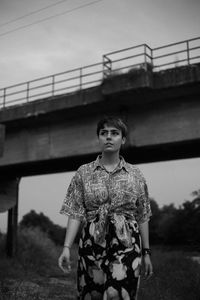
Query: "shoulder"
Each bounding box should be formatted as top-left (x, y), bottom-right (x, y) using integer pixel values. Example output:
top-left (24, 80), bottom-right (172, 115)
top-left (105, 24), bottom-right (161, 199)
top-left (126, 163), bottom-right (146, 182)
top-left (76, 160), bottom-right (96, 175)
top-left (69, 161), bottom-right (95, 185)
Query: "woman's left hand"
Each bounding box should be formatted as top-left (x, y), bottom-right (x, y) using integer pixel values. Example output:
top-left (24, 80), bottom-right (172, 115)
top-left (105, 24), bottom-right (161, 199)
top-left (143, 254), bottom-right (153, 279)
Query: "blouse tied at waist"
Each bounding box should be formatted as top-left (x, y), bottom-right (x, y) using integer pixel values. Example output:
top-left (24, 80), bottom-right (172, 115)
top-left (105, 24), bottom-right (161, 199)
top-left (86, 203), bottom-right (138, 248)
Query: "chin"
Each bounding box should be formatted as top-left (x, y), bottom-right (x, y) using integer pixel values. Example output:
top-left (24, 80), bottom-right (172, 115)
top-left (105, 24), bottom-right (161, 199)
top-left (103, 148), bottom-right (118, 153)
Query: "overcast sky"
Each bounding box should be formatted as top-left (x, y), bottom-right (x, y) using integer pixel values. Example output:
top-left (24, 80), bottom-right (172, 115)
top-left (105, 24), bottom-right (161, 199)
top-left (0, 0), bottom-right (200, 232)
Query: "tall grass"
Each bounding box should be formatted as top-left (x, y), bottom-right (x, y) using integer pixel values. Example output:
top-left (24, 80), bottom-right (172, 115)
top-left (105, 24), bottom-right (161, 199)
top-left (138, 247), bottom-right (200, 300)
top-left (0, 230), bottom-right (200, 299)
top-left (0, 227), bottom-right (58, 277)
top-left (0, 227), bottom-right (77, 299)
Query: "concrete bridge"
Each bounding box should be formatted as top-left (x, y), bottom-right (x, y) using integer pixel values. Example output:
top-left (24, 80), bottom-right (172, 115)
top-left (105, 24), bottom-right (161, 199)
top-left (0, 37), bottom-right (200, 255)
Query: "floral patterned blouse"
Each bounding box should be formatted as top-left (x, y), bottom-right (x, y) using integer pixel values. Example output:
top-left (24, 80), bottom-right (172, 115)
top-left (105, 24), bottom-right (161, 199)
top-left (60, 156), bottom-right (152, 247)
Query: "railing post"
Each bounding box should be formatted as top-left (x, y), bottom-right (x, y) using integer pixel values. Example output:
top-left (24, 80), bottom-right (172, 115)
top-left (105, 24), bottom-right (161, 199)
top-left (151, 47), bottom-right (154, 70)
top-left (26, 82), bottom-right (30, 102)
top-left (144, 45), bottom-right (147, 70)
top-left (3, 88), bottom-right (6, 108)
top-left (80, 68), bottom-right (82, 90)
top-left (103, 55), bottom-right (112, 78)
top-left (102, 55), bottom-right (106, 77)
top-left (52, 75), bottom-right (55, 96)
top-left (186, 40), bottom-right (190, 65)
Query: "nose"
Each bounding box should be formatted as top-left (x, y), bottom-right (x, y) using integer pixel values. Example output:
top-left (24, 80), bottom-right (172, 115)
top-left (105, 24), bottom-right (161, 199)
top-left (106, 132), bottom-right (112, 139)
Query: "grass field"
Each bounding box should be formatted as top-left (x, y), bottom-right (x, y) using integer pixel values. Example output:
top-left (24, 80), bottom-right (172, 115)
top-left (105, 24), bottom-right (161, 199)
top-left (0, 228), bottom-right (200, 299)
top-left (138, 246), bottom-right (200, 300)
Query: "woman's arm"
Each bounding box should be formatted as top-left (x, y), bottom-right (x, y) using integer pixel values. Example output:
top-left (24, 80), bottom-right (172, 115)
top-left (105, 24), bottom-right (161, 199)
top-left (63, 217), bottom-right (81, 248)
top-left (58, 216), bottom-right (81, 273)
top-left (139, 220), bottom-right (150, 249)
top-left (139, 220), bottom-right (153, 279)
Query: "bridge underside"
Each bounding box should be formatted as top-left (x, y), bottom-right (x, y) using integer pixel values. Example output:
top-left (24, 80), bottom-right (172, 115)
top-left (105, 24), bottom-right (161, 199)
top-left (1, 139), bottom-right (200, 178)
top-left (1, 74), bottom-right (200, 178)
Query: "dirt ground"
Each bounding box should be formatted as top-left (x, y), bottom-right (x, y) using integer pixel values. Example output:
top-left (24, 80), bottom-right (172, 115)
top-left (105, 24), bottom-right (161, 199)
top-left (0, 271), bottom-right (77, 300)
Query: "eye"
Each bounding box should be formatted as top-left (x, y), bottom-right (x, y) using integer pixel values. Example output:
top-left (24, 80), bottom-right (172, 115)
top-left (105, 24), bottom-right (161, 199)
top-left (99, 130), bottom-right (107, 136)
top-left (112, 131), bottom-right (119, 136)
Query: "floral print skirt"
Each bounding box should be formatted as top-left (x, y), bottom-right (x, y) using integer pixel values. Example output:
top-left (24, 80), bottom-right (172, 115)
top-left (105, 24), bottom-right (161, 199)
top-left (77, 218), bottom-right (142, 300)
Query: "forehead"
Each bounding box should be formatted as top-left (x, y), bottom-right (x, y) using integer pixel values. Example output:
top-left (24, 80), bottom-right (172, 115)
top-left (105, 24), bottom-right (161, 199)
top-left (100, 124), bottom-right (121, 131)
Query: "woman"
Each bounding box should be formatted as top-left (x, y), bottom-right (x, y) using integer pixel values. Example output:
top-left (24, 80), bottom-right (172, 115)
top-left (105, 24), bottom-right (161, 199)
top-left (58, 116), bottom-right (153, 300)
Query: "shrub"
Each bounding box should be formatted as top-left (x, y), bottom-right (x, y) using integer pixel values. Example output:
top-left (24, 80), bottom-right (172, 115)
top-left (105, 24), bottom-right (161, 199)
top-left (17, 227), bottom-right (58, 275)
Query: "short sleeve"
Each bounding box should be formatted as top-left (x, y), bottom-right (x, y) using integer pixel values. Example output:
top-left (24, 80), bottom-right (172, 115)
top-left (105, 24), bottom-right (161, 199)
top-left (135, 172), bottom-right (152, 224)
top-left (60, 168), bottom-right (85, 221)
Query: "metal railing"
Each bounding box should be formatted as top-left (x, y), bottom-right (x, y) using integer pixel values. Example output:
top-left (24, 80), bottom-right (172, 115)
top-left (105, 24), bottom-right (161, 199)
top-left (0, 36), bottom-right (200, 109)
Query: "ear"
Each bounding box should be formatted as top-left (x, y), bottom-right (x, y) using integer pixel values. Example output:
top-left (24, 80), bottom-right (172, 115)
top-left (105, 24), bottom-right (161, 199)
top-left (122, 137), bottom-right (126, 145)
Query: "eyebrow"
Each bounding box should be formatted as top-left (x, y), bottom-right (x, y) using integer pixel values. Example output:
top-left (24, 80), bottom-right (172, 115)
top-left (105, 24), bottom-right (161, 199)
top-left (100, 129), bottom-right (120, 132)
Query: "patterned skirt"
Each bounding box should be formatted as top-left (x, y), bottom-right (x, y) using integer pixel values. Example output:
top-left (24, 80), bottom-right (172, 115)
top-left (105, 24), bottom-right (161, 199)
top-left (77, 218), bottom-right (142, 300)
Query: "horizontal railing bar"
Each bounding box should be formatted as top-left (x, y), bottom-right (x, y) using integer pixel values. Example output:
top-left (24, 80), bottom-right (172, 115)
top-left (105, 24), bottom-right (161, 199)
top-left (5, 90), bottom-right (54, 104)
top-left (109, 53), bottom-right (149, 65)
top-left (153, 46), bottom-right (200, 60)
top-left (52, 84), bottom-right (81, 94)
top-left (104, 63), bottom-right (146, 75)
top-left (153, 55), bottom-right (200, 69)
top-left (54, 77), bottom-right (79, 85)
top-left (189, 55), bottom-right (200, 61)
top-left (27, 61), bottom-right (103, 81)
top-left (187, 46), bottom-right (200, 52)
top-left (4, 83), bottom-right (52, 97)
top-left (104, 43), bottom-right (150, 57)
top-left (153, 49), bottom-right (189, 60)
top-left (153, 36), bottom-right (200, 51)
top-left (0, 81), bottom-right (29, 90)
top-left (0, 61), bottom-right (103, 91)
top-left (30, 79), bottom-right (102, 97)
top-left (2, 88), bottom-right (28, 98)
top-left (3, 96), bottom-right (30, 105)
top-left (3, 69), bottom-right (103, 97)
top-left (27, 88), bottom-right (75, 100)
top-left (79, 61), bottom-right (103, 70)
top-left (153, 57), bottom-right (190, 69)
top-left (3, 74), bottom-right (103, 101)
top-left (80, 70), bottom-right (103, 79)
top-left (80, 79), bottom-right (101, 86)
top-left (54, 70), bottom-right (102, 86)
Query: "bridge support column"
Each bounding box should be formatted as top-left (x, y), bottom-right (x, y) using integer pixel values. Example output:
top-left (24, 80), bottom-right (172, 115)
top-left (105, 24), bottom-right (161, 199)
top-left (6, 195), bottom-right (19, 257)
top-left (0, 178), bottom-right (20, 257)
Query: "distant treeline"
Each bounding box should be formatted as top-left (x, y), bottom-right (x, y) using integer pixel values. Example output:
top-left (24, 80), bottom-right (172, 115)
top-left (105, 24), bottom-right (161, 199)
top-left (19, 189), bottom-right (200, 248)
top-left (150, 190), bottom-right (200, 248)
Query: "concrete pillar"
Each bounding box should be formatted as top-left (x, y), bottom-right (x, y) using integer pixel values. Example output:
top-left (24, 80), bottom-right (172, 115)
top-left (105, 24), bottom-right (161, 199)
top-left (0, 178), bottom-right (20, 257)
top-left (6, 194), bottom-right (19, 257)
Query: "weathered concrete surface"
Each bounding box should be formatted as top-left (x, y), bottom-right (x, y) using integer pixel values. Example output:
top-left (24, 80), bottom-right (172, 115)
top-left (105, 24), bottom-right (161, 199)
top-left (154, 63), bottom-right (200, 88)
top-left (0, 63), bottom-right (200, 177)
top-left (0, 87), bottom-right (103, 124)
top-left (0, 179), bottom-right (19, 212)
top-left (0, 124), bottom-right (5, 157)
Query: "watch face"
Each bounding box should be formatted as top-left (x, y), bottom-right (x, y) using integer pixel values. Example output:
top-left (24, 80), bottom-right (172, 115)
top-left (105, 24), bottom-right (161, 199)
top-left (142, 248), bottom-right (151, 256)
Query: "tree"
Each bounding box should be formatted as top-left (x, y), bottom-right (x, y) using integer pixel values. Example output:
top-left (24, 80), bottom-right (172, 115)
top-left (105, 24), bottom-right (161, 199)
top-left (157, 203), bottom-right (177, 244)
top-left (158, 190), bottom-right (200, 247)
top-left (149, 198), bottom-right (162, 244)
top-left (19, 210), bottom-right (65, 245)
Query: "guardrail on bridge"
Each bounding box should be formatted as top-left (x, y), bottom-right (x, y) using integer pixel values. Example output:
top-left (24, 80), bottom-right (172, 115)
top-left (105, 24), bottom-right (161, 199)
top-left (0, 36), bottom-right (199, 109)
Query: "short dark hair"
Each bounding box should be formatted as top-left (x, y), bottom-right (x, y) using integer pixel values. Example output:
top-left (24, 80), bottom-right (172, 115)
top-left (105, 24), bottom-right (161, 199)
top-left (96, 116), bottom-right (128, 138)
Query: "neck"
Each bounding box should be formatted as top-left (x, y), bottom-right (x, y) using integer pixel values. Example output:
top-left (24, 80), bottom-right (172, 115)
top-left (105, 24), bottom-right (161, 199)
top-left (100, 151), bottom-right (120, 166)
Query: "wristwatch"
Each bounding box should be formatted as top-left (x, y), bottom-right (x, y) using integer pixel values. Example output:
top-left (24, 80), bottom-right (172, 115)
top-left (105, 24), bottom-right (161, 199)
top-left (142, 248), bottom-right (151, 256)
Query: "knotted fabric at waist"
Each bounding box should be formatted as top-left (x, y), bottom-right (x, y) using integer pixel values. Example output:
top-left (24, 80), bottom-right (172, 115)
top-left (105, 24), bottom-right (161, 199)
top-left (86, 203), bottom-right (138, 247)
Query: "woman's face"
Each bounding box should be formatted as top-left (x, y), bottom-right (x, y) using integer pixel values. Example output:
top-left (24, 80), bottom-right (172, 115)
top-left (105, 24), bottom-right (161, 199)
top-left (98, 124), bottom-right (126, 154)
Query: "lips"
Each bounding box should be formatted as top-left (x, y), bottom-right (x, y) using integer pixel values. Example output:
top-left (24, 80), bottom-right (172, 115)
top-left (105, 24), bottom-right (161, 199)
top-left (105, 143), bottom-right (113, 146)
